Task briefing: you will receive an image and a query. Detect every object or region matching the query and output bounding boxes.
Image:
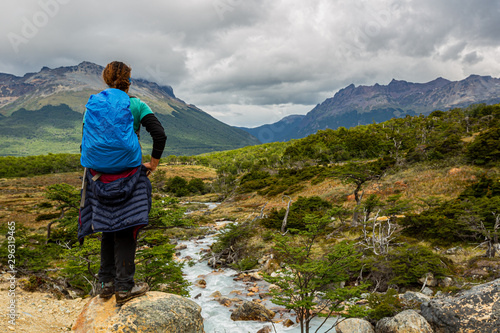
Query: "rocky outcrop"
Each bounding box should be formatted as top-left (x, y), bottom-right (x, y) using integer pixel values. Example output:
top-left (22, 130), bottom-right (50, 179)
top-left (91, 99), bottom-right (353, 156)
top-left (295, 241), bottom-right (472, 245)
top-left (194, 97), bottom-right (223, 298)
top-left (375, 309), bottom-right (433, 333)
top-left (72, 291), bottom-right (203, 333)
top-left (399, 291), bottom-right (431, 305)
top-left (336, 318), bottom-right (375, 333)
top-left (420, 278), bottom-right (500, 333)
top-left (230, 301), bottom-right (275, 321)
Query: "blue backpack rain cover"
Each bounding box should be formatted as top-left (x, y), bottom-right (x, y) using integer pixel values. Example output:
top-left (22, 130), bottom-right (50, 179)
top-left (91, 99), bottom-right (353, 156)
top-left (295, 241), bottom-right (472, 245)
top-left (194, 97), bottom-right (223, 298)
top-left (81, 88), bottom-right (142, 174)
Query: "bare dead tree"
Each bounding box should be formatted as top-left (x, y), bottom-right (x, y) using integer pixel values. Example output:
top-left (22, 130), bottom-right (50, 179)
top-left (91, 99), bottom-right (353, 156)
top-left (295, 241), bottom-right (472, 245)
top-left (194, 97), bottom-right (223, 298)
top-left (391, 137), bottom-right (403, 165)
top-left (358, 210), bottom-right (397, 256)
top-left (462, 211), bottom-right (500, 258)
top-left (252, 202), bottom-right (268, 222)
top-left (492, 212), bottom-right (500, 257)
top-left (281, 195), bottom-right (292, 234)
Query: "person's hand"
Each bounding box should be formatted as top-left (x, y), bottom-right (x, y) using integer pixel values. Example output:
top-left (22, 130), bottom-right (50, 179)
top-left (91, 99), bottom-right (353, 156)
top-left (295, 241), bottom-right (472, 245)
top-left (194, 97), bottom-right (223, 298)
top-left (143, 157), bottom-right (160, 176)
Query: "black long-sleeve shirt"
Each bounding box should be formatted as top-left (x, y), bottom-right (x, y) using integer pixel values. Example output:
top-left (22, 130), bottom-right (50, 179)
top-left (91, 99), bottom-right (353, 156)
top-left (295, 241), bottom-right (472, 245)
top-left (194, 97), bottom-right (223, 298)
top-left (140, 113), bottom-right (166, 159)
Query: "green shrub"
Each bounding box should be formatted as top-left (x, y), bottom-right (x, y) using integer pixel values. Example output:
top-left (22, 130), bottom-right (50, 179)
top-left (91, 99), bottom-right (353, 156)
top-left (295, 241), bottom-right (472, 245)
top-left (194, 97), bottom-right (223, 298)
top-left (466, 126), bottom-right (500, 165)
top-left (388, 245), bottom-right (450, 286)
top-left (240, 178), bottom-right (273, 192)
top-left (362, 244), bottom-right (451, 290)
top-left (35, 213), bottom-right (60, 221)
top-left (187, 178), bottom-right (207, 194)
top-left (258, 184), bottom-right (288, 197)
top-left (38, 202), bottom-right (53, 209)
top-left (212, 222), bottom-right (252, 254)
top-left (261, 196), bottom-right (332, 231)
top-left (166, 176), bottom-right (189, 197)
top-left (367, 288), bottom-right (403, 321)
top-left (401, 175), bottom-right (500, 245)
top-left (230, 257), bottom-right (259, 271)
top-left (136, 243), bottom-right (189, 296)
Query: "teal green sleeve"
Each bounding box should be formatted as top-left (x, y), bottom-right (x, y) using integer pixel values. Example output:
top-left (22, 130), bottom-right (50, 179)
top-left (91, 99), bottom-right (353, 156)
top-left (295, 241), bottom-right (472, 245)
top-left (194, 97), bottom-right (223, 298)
top-left (130, 97), bottom-right (154, 132)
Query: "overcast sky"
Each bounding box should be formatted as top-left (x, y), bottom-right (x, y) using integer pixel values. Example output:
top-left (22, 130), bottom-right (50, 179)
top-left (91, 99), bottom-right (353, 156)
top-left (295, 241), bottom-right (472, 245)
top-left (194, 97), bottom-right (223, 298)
top-left (1, 0), bottom-right (499, 127)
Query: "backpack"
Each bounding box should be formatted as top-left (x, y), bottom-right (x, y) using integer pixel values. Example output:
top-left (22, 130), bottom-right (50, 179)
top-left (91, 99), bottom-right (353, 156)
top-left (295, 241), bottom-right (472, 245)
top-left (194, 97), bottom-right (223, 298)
top-left (80, 88), bottom-right (142, 174)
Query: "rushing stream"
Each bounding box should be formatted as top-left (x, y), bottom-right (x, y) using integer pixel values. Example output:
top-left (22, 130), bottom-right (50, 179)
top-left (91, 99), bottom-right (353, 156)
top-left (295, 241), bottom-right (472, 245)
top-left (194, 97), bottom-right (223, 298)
top-left (177, 203), bottom-right (339, 333)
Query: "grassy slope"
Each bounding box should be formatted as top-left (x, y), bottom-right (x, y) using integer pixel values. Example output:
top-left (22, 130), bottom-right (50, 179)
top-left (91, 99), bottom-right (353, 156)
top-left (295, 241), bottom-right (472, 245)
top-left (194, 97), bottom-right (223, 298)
top-left (0, 103), bottom-right (260, 156)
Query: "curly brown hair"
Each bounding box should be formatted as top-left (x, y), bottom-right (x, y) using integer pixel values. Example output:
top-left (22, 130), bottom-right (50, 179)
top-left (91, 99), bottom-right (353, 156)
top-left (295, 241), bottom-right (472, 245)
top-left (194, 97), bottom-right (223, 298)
top-left (102, 61), bottom-right (131, 92)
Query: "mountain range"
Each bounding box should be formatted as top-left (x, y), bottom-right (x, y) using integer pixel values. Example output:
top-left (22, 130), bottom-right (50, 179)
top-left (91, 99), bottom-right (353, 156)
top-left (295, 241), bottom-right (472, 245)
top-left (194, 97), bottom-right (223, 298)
top-left (2, 63), bottom-right (500, 156)
top-left (240, 75), bottom-right (500, 143)
top-left (0, 62), bottom-right (259, 156)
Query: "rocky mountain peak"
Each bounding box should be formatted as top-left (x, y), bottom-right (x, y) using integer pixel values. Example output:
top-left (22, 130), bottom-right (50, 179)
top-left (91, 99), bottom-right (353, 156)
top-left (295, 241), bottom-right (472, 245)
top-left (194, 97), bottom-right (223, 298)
top-left (74, 61), bottom-right (104, 75)
top-left (243, 74), bottom-right (500, 143)
top-left (0, 61), bottom-right (179, 115)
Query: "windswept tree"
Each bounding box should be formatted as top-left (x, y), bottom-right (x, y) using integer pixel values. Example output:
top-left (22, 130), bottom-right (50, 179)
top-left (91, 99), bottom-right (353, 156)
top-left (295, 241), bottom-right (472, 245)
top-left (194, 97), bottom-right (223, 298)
top-left (44, 183), bottom-right (80, 242)
top-left (334, 158), bottom-right (395, 225)
top-left (264, 215), bottom-right (368, 333)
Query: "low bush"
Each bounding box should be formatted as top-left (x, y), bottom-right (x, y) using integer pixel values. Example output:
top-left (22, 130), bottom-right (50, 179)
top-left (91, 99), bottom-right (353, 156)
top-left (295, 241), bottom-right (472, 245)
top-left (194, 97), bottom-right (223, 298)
top-left (367, 288), bottom-right (403, 321)
top-left (361, 244), bottom-right (451, 290)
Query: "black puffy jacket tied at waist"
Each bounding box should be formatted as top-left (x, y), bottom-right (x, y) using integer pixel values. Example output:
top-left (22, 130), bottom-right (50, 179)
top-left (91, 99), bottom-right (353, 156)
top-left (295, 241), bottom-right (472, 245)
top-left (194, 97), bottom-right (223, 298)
top-left (78, 165), bottom-right (152, 244)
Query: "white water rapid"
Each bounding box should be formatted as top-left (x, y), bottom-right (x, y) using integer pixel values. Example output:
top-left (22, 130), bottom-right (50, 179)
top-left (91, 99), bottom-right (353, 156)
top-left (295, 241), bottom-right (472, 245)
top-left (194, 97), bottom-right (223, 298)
top-left (177, 203), bottom-right (339, 333)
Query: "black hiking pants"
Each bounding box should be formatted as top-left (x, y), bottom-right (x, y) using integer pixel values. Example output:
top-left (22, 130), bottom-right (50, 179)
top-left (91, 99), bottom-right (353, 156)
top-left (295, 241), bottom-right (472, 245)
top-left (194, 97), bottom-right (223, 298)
top-left (98, 227), bottom-right (137, 291)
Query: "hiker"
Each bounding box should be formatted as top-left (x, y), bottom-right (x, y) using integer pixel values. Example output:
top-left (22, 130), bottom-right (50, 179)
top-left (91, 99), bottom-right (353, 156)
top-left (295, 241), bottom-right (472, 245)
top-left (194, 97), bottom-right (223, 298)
top-left (78, 61), bottom-right (167, 305)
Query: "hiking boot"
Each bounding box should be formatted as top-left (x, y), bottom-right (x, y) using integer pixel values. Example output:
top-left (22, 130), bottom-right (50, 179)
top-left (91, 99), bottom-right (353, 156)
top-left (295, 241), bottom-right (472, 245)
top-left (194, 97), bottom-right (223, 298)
top-left (98, 281), bottom-right (115, 299)
top-left (115, 282), bottom-right (149, 305)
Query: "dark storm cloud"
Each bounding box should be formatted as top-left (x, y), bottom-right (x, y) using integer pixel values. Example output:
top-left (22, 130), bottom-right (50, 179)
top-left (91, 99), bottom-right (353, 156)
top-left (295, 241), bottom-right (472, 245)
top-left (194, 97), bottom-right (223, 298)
top-left (0, 0), bottom-right (499, 126)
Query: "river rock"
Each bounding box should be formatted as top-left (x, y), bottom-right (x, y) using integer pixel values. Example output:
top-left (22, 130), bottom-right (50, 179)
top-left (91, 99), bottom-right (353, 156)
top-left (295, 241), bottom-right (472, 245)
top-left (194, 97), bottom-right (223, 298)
top-left (257, 326), bottom-right (272, 333)
top-left (230, 301), bottom-right (275, 321)
top-left (283, 319), bottom-right (294, 327)
top-left (195, 279), bottom-right (207, 288)
top-left (216, 297), bottom-right (233, 307)
top-left (72, 291), bottom-right (203, 332)
top-left (175, 244), bottom-right (188, 251)
top-left (249, 272), bottom-right (263, 280)
top-left (420, 278), bottom-right (500, 332)
top-left (268, 284), bottom-right (281, 293)
top-left (375, 309), bottom-right (433, 333)
top-left (336, 318), bottom-right (375, 333)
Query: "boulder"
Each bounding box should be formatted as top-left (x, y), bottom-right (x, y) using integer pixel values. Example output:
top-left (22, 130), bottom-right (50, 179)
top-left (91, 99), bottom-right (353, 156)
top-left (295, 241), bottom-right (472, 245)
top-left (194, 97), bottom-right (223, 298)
top-left (248, 272), bottom-right (263, 280)
top-left (439, 277), bottom-right (453, 288)
top-left (194, 279), bottom-right (206, 288)
top-left (72, 291), bottom-right (203, 332)
top-left (419, 273), bottom-right (438, 287)
top-left (444, 246), bottom-right (463, 255)
top-left (375, 309), bottom-right (433, 333)
top-left (336, 318), bottom-right (375, 333)
top-left (421, 287), bottom-right (434, 297)
top-left (230, 301), bottom-right (275, 321)
top-left (420, 278), bottom-right (500, 333)
top-left (399, 291), bottom-right (431, 305)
